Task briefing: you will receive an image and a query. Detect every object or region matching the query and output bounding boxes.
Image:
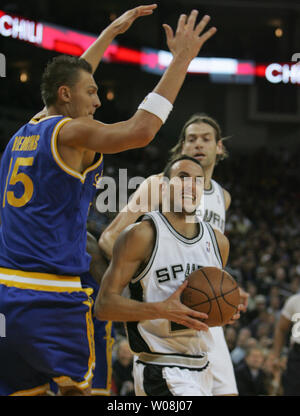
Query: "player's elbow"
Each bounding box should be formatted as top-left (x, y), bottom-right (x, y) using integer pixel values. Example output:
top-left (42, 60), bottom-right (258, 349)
top-left (129, 113), bottom-right (161, 148)
top-left (131, 124), bottom-right (156, 148)
top-left (94, 296), bottom-right (109, 321)
top-left (98, 232), bottom-right (112, 259)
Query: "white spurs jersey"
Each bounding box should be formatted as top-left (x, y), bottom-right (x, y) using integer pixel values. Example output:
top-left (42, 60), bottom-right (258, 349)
top-left (125, 211), bottom-right (223, 360)
top-left (196, 179), bottom-right (226, 234)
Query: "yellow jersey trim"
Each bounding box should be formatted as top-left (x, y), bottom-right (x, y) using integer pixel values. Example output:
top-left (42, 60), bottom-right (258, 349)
top-left (10, 383), bottom-right (50, 396)
top-left (50, 117), bottom-right (103, 183)
top-left (91, 388), bottom-right (111, 396)
top-left (29, 115), bottom-right (61, 125)
top-left (2, 157), bottom-right (13, 208)
top-left (104, 321), bottom-right (115, 393)
top-left (53, 298), bottom-right (95, 391)
top-left (0, 267), bottom-right (93, 294)
top-left (0, 266), bottom-right (80, 282)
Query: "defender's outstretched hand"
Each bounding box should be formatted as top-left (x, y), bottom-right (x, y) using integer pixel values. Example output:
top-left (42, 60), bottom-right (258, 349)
top-left (163, 11), bottom-right (217, 62)
top-left (111, 4), bottom-right (158, 35)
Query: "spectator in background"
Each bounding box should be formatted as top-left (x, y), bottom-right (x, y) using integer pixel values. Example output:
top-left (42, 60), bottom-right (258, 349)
top-left (267, 294), bottom-right (282, 323)
top-left (273, 266), bottom-right (291, 297)
top-left (224, 327), bottom-right (237, 352)
top-left (231, 328), bottom-right (251, 366)
top-left (247, 295), bottom-right (267, 331)
top-left (234, 347), bottom-right (268, 396)
top-left (263, 351), bottom-right (286, 396)
top-left (244, 282), bottom-right (258, 315)
top-left (112, 338), bottom-right (135, 396)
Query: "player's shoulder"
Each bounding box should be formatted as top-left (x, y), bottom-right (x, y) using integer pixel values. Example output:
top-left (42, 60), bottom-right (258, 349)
top-left (213, 179), bottom-right (231, 210)
top-left (115, 218), bottom-right (156, 260)
top-left (121, 217), bottom-right (156, 246)
top-left (58, 116), bottom-right (105, 142)
top-left (284, 293), bottom-right (300, 309)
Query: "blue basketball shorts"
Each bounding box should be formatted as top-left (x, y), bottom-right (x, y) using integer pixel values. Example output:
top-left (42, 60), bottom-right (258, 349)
top-left (80, 272), bottom-right (115, 396)
top-left (0, 267), bottom-right (95, 396)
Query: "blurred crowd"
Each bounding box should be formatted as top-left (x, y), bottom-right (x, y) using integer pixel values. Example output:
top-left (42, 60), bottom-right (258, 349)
top-left (87, 143), bottom-right (300, 396)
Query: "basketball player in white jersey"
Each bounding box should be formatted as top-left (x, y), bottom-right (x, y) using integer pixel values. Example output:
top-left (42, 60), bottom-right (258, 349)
top-left (95, 155), bottom-right (236, 396)
top-left (99, 113), bottom-right (248, 395)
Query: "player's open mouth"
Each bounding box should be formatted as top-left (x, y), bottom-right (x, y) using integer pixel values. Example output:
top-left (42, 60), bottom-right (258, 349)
top-left (194, 153), bottom-right (205, 159)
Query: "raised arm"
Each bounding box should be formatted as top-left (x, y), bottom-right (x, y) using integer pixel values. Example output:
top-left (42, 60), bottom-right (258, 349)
top-left (95, 220), bottom-right (209, 331)
top-left (32, 5), bottom-right (158, 120)
top-left (99, 174), bottom-right (162, 258)
top-left (81, 5), bottom-right (158, 73)
top-left (59, 12), bottom-right (217, 155)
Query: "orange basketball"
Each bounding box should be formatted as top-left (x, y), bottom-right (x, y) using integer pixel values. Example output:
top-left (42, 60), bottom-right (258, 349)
top-left (181, 266), bottom-right (240, 327)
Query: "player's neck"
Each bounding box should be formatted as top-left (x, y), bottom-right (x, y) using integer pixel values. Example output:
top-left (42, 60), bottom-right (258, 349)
top-left (163, 211), bottom-right (199, 239)
top-left (204, 164), bottom-right (214, 190)
top-left (47, 106), bottom-right (63, 117)
top-left (47, 105), bottom-right (72, 118)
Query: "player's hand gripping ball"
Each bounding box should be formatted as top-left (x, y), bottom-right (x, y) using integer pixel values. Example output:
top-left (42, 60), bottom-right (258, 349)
top-left (181, 267), bottom-right (240, 326)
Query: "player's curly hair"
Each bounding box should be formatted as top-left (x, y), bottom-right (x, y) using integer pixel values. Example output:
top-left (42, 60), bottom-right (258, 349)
top-left (41, 55), bottom-right (92, 107)
top-left (169, 113), bottom-right (230, 165)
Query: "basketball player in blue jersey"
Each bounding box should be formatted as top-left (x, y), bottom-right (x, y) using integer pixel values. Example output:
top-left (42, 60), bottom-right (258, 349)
top-left (0, 6), bottom-right (217, 395)
top-left (82, 232), bottom-right (115, 396)
top-left (99, 113), bottom-right (249, 395)
top-left (95, 155), bottom-right (240, 396)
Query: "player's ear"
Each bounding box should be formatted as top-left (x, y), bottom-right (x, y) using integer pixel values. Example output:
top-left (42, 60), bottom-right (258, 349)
top-left (216, 139), bottom-right (224, 155)
top-left (57, 85), bottom-right (72, 103)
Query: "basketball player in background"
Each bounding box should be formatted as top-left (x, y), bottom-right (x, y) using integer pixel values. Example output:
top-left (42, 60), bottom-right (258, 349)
top-left (95, 155), bottom-right (234, 396)
top-left (272, 290), bottom-right (300, 395)
top-left (0, 7), bottom-right (218, 395)
top-left (99, 113), bottom-right (249, 395)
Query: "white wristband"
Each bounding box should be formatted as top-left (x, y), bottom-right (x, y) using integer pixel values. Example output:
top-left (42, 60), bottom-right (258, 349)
top-left (138, 92), bottom-right (173, 124)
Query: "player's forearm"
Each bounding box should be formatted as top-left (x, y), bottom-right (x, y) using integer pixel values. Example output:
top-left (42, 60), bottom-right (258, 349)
top-left (95, 292), bottom-right (162, 322)
top-left (81, 26), bottom-right (118, 74)
top-left (153, 55), bottom-right (190, 104)
top-left (99, 230), bottom-right (115, 259)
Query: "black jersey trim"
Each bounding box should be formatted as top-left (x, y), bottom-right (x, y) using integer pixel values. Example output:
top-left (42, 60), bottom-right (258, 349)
top-left (205, 223), bottom-right (223, 267)
top-left (204, 180), bottom-right (214, 195)
top-left (125, 279), bottom-right (153, 354)
top-left (142, 364), bottom-right (173, 396)
top-left (157, 212), bottom-right (204, 245)
top-left (138, 360), bottom-right (210, 373)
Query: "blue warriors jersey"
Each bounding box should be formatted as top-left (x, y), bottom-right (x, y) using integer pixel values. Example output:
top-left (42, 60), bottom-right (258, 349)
top-left (0, 115), bottom-right (104, 275)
